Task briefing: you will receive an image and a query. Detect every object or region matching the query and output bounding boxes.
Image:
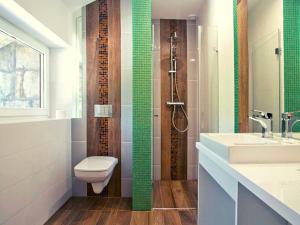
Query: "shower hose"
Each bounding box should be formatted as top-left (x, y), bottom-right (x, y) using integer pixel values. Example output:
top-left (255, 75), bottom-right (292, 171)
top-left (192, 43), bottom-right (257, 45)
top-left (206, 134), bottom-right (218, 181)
top-left (171, 71), bottom-right (189, 133)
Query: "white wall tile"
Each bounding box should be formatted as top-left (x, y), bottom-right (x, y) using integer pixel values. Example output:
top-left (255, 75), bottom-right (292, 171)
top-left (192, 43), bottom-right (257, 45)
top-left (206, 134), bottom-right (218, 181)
top-left (121, 178), bottom-right (132, 197)
top-left (71, 141), bottom-right (87, 176)
top-left (187, 24), bottom-right (197, 51)
top-left (187, 165), bottom-right (198, 180)
top-left (153, 165), bottom-right (161, 180)
top-left (121, 0), bottom-right (132, 34)
top-left (153, 79), bottom-right (161, 108)
top-left (153, 137), bottom-right (161, 165)
top-left (188, 108), bottom-right (198, 138)
top-left (72, 177), bottom-right (87, 197)
top-left (188, 51), bottom-right (198, 80)
top-left (71, 118), bottom-right (87, 142)
top-left (0, 178), bottom-right (32, 224)
top-left (121, 0), bottom-right (133, 197)
top-left (121, 33), bottom-right (132, 71)
top-left (121, 106), bottom-right (133, 142)
top-left (153, 21), bottom-right (160, 51)
top-left (0, 122), bottom-right (53, 158)
top-left (0, 120), bottom-right (72, 224)
top-left (188, 80), bottom-right (198, 108)
top-left (188, 137), bottom-right (198, 165)
top-left (153, 108), bottom-right (161, 138)
top-left (121, 69), bottom-right (133, 105)
top-left (153, 51), bottom-right (161, 79)
top-left (121, 142), bottom-right (132, 178)
top-left (0, 149), bottom-right (33, 192)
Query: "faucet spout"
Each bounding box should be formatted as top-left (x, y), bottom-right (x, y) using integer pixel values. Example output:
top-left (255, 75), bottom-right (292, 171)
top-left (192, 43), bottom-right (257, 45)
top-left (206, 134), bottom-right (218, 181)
top-left (249, 117), bottom-right (267, 129)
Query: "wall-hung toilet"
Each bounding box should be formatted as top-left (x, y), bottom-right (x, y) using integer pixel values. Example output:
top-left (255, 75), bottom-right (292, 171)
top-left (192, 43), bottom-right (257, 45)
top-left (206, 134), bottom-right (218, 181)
top-left (74, 156), bottom-right (118, 194)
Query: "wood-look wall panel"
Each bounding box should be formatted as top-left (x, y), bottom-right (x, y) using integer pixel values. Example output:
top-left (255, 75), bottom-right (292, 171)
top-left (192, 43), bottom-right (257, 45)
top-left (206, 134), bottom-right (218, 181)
top-left (107, 0), bottom-right (121, 197)
top-left (161, 20), bottom-right (172, 180)
top-left (172, 21), bottom-right (187, 180)
top-left (161, 20), bottom-right (187, 180)
top-left (86, 1), bottom-right (99, 156)
top-left (86, 0), bottom-right (121, 197)
top-left (237, 0), bottom-right (249, 132)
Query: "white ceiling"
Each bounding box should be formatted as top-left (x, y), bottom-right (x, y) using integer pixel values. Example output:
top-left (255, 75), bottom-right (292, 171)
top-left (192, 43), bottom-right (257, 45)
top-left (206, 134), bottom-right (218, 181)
top-left (152, 0), bottom-right (204, 20)
top-left (61, 0), bottom-right (95, 11)
top-left (61, 0), bottom-right (204, 18)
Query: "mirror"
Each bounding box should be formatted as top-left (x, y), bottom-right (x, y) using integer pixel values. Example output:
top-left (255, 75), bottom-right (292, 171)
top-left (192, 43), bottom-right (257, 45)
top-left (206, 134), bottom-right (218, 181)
top-left (236, 0), bottom-right (283, 133)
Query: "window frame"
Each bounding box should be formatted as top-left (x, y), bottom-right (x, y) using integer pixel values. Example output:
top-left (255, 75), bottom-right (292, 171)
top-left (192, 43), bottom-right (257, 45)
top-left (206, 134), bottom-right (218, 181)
top-left (0, 16), bottom-right (50, 118)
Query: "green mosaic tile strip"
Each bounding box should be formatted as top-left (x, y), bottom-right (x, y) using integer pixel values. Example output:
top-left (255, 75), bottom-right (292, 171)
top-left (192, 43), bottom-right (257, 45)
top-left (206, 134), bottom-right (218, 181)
top-left (283, 0), bottom-right (300, 131)
top-left (233, 0), bottom-right (239, 133)
top-left (132, 0), bottom-right (153, 210)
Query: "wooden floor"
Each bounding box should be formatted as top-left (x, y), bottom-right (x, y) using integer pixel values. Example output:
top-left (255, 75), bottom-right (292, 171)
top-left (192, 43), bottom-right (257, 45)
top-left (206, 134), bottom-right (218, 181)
top-left (45, 181), bottom-right (197, 225)
top-left (153, 180), bottom-right (197, 209)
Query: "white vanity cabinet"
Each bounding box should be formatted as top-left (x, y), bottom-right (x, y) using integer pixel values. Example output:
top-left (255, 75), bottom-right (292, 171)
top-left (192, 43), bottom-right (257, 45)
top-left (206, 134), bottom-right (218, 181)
top-left (198, 164), bottom-right (290, 225)
top-left (197, 133), bottom-right (300, 225)
top-left (237, 184), bottom-right (289, 225)
top-left (198, 165), bottom-right (236, 225)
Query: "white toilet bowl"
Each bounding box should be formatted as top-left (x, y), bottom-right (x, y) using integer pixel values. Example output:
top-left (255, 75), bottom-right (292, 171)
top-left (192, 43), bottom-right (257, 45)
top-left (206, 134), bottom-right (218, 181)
top-left (74, 156), bottom-right (118, 194)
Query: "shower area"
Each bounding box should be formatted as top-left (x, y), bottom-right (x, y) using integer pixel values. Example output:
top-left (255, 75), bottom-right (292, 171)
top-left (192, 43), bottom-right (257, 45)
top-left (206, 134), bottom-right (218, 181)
top-left (152, 19), bottom-right (199, 182)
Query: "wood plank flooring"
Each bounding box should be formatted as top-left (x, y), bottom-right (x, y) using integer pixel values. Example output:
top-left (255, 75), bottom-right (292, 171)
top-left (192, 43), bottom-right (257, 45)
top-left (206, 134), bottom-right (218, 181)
top-left (45, 181), bottom-right (197, 225)
top-left (153, 180), bottom-right (197, 209)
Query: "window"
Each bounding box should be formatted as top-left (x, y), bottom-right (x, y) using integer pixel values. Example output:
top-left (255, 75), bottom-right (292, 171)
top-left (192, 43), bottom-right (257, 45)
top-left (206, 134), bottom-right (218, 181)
top-left (0, 31), bottom-right (43, 108)
top-left (0, 18), bottom-right (49, 117)
top-left (73, 10), bottom-right (85, 118)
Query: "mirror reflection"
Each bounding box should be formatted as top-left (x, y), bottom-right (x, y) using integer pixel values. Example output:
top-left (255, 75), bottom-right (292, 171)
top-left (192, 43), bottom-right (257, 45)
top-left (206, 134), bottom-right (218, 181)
top-left (237, 0), bottom-right (283, 133)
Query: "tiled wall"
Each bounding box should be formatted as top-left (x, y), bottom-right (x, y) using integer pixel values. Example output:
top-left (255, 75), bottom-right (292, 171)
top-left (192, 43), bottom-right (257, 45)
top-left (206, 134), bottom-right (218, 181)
top-left (71, 1), bottom-right (133, 197)
top-left (71, 8), bottom-right (87, 197)
top-left (0, 119), bottom-right (72, 225)
top-left (132, 0), bottom-right (153, 210)
top-left (283, 0), bottom-right (300, 132)
top-left (186, 20), bottom-right (199, 180)
top-left (152, 20), bottom-right (161, 181)
top-left (121, 0), bottom-right (133, 197)
top-left (71, 117), bottom-right (87, 196)
top-left (152, 20), bottom-right (199, 181)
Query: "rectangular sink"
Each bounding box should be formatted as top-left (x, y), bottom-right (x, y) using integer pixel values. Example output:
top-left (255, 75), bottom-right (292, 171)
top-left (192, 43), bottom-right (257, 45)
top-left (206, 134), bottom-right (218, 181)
top-left (200, 133), bottom-right (300, 163)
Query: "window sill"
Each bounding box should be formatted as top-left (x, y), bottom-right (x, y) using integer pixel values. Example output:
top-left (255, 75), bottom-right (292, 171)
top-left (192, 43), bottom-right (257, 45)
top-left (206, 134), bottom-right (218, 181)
top-left (0, 117), bottom-right (71, 125)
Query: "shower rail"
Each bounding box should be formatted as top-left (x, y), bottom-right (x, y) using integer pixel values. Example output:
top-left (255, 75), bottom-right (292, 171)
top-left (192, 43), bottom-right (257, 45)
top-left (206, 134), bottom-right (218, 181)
top-left (167, 32), bottom-right (189, 133)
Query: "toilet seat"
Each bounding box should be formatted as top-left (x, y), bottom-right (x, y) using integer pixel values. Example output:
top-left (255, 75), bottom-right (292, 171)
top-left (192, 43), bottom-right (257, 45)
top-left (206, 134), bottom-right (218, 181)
top-left (74, 156), bottom-right (118, 172)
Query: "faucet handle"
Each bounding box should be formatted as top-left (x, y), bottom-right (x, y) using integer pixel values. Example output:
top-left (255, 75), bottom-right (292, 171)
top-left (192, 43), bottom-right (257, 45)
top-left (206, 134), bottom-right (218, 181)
top-left (282, 112), bottom-right (293, 120)
top-left (250, 110), bottom-right (273, 119)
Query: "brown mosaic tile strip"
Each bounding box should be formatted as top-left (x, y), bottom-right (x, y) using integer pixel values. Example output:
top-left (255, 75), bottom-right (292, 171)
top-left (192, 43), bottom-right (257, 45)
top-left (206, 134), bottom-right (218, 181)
top-left (97, 0), bottom-right (109, 156)
top-left (170, 20), bottom-right (179, 180)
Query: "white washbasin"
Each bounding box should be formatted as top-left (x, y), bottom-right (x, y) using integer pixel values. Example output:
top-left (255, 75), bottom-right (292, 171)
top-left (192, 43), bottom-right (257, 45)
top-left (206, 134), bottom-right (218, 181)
top-left (200, 133), bottom-right (300, 163)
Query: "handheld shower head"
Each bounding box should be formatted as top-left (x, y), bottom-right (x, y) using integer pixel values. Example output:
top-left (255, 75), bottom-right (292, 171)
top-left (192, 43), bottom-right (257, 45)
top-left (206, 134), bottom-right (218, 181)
top-left (169, 32), bottom-right (177, 40)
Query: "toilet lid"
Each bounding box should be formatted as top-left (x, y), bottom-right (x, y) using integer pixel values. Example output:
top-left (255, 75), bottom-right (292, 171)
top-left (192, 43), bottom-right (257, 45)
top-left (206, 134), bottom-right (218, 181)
top-left (74, 156), bottom-right (118, 172)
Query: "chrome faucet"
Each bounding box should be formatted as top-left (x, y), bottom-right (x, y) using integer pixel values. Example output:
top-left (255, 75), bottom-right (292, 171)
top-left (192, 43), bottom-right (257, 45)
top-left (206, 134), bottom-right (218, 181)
top-left (281, 111), bottom-right (300, 138)
top-left (249, 110), bottom-right (273, 138)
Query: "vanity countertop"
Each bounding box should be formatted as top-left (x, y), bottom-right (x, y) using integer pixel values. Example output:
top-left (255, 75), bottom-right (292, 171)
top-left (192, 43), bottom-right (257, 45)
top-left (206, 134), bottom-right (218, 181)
top-left (231, 163), bottom-right (300, 220)
top-left (197, 140), bottom-right (300, 225)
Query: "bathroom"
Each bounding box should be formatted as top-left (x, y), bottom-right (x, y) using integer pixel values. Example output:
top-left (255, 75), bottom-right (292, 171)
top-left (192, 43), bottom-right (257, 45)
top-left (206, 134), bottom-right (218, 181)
top-left (0, 0), bottom-right (299, 225)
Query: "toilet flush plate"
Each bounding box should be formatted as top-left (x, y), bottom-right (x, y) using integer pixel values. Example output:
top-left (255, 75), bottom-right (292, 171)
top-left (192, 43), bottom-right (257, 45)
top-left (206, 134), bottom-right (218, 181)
top-left (94, 104), bottom-right (112, 117)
